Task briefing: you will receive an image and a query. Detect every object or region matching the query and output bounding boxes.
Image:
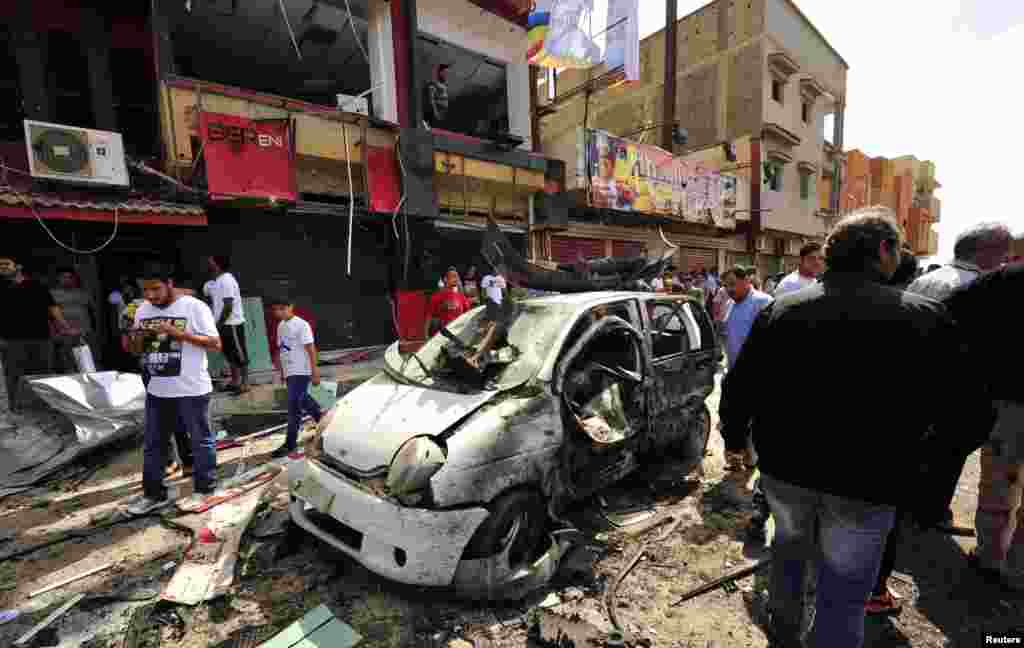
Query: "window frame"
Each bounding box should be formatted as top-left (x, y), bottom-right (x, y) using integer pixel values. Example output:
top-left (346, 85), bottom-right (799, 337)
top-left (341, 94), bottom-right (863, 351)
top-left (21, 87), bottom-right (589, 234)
top-left (801, 100), bottom-right (810, 124)
top-left (771, 79), bottom-right (784, 104)
top-left (799, 171), bottom-right (811, 200)
top-left (647, 299), bottom-right (703, 361)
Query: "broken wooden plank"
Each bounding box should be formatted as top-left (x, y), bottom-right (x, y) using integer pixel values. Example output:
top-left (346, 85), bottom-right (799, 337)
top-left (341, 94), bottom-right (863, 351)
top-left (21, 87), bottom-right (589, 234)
top-left (175, 464), bottom-right (281, 514)
top-left (14, 593), bottom-right (86, 646)
top-left (29, 561), bottom-right (114, 598)
top-left (162, 484), bottom-right (272, 606)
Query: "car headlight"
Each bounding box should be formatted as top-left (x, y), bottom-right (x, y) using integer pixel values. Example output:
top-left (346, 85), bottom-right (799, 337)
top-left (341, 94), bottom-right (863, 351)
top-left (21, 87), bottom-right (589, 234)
top-left (386, 436), bottom-right (446, 496)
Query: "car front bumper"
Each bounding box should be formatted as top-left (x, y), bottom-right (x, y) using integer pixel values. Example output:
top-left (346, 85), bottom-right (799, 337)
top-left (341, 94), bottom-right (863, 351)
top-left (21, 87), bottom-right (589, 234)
top-left (288, 458), bottom-right (490, 586)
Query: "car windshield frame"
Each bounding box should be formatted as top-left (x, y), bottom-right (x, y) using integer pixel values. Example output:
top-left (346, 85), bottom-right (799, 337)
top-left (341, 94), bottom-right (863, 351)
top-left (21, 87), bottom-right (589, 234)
top-left (386, 301), bottom-right (575, 392)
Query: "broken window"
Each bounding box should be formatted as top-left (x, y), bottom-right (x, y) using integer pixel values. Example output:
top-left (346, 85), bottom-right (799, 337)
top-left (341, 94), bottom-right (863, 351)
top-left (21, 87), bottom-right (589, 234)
top-left (165, 0), bottom-right (373, 110)
top-left (418, 34), bottom-right (510, 140)
top-left (649, 303), bottom-right (695, 358)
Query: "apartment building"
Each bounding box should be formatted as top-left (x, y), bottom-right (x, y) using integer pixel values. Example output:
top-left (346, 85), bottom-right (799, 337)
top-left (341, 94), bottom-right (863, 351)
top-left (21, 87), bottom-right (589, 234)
top-left (832, 150), bottom-right (940, 257)
top-left (535, 0), bottom-right (847, 277)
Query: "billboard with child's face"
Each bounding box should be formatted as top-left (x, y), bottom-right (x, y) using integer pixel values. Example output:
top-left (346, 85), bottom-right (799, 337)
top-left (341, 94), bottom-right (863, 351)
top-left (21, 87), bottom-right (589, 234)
top-left (576, 127), bottom-right (734, 229)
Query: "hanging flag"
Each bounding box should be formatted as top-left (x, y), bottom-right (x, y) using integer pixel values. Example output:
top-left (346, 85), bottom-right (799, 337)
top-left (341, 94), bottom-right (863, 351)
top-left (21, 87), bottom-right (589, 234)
top-left (604, 0), bottom-right (639, 82)
top-left (528, 0), bottom-right (601, 69)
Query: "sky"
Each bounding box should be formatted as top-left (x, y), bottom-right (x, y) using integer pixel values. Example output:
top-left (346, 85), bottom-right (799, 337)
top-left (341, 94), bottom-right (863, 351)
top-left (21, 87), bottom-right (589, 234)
top-left (637, 0), bottom-right (1024, 263)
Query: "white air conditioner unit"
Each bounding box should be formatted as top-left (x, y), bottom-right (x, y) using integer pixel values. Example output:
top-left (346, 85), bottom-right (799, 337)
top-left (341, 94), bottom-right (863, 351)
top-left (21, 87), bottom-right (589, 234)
top-left (336, 94), bottom-right (369, 116)
top-left (756, 235), bottom-right (771, 252)
top-left (24, 120), bottom-right (129, 187)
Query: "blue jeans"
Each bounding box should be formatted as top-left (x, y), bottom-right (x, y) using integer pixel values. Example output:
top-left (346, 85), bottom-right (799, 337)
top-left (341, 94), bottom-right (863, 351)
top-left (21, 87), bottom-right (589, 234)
top-left (286, 375), bottom-right (322, 450)
top-left (143, 394), bottom-right (216, 499)
top-left (762, 473), bottom-right (895, 648)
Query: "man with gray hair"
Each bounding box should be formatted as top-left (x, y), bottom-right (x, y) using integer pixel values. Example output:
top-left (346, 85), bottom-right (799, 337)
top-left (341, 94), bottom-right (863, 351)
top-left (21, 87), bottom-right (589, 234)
top-left (907, 221), bottom-right (1011, 532)
top-left (907, 221), bottom-right (1011, 300)
top-left (719, 206), bottom-right (986, 648)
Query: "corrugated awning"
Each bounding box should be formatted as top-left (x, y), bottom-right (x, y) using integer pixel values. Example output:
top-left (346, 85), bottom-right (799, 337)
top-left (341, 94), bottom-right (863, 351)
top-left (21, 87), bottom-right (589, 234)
top-left (0, 190), bottom-right (207, 226)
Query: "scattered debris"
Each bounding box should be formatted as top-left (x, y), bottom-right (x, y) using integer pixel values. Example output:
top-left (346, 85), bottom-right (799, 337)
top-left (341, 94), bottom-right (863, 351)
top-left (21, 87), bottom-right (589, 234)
top-left (251, 510), bottom-right (291, 538)
top-left (175, 464), bottom-right (282, 514)
top-left (14, 593), bottom-right (87, 646)
top-left (162, 483), bottom-right (274, 605)
top-left (260, 604), bottom-right (362, 648)
top-left (29, 560), bottom-right (115, 598)
top-left (606, 514), bottom-right (687, 634)
top-left (670, 558), bottom-right (772, 607)
top-left (538, 592), bottom-right (562, 608)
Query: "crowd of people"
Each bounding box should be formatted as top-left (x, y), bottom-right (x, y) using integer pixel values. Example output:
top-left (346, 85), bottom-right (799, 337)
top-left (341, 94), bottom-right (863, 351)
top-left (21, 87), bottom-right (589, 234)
top-left (715, 209), bottom-right (1020, 648)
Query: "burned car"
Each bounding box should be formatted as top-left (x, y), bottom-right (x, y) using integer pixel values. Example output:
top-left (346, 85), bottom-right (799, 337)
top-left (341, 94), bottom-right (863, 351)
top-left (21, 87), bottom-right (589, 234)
top-left (288, 291), bottom-right (719, 597)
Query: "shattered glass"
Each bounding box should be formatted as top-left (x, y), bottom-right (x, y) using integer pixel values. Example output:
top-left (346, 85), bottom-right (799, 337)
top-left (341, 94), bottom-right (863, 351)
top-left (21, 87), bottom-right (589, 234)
top-left (389, 302), bottom-right (575, 391)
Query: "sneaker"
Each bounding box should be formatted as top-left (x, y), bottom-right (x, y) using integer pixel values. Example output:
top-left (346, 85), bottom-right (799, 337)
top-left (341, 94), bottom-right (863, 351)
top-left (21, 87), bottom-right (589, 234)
top-left (270, 444), bottom-right (296, 459)
top-left (126, 491), bottom-right (175, 516)
top-left (178, 491), bottom-right (216, 510)
top-left (866, 587), bottom-right (903, 615)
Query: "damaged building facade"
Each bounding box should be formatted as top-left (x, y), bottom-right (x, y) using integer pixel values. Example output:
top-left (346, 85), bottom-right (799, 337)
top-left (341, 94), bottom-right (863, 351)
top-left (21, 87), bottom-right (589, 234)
top-left (1, 0), bottom-right (563, 354)
top-left (534, 0), bottom-right (849, 278)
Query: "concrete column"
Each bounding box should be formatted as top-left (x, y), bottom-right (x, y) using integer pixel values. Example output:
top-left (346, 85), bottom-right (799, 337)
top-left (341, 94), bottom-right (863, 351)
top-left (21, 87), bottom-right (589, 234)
top-left (507, 62), bottom-right (531, 149)
top-left (367, 0), bottom-right (398, 123)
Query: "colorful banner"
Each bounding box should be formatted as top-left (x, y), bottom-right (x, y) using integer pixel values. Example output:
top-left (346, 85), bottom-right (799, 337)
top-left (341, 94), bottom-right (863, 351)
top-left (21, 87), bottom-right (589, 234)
top-left (199, 112), bottom-right (297, 202)
top-left (577, 127), bottom-right (736, 228)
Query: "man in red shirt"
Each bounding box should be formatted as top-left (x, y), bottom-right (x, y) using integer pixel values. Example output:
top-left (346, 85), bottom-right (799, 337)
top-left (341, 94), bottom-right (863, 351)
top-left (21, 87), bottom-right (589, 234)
top-left (427, 268), bottom-right (471, 338)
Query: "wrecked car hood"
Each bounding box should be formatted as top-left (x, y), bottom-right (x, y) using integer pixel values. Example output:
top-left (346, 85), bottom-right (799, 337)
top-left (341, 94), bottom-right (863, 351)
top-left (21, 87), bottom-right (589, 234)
top-left (323, 373), bottom-right (502, 473)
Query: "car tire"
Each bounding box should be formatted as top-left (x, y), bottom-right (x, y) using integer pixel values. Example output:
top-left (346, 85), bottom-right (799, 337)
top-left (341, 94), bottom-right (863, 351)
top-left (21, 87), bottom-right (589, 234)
top-left (463, 489), bottom-right (548, 567)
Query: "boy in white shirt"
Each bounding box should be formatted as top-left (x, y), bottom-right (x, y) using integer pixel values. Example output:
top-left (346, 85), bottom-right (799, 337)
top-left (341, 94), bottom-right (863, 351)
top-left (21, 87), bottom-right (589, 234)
top-left (480, 265), bottom-right (508, 305)
top-left (270, 296), bottom-right (323, 458)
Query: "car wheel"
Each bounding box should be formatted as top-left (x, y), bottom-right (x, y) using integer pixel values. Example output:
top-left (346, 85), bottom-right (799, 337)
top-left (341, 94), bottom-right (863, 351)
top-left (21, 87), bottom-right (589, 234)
top-left (463, 489), bottom-right (548, 568)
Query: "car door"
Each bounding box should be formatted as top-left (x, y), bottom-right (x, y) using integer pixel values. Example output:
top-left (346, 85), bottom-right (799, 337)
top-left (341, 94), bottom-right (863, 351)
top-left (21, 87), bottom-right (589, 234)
top-left (643, 297), bottom-right (717, 453)
top-left (553, 307), bottom-right (649, 501)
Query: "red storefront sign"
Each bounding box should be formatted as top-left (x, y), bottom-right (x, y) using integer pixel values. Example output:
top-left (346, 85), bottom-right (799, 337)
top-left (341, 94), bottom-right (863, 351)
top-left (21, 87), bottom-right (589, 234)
top-left (199, 112), bottom-right (297, 202)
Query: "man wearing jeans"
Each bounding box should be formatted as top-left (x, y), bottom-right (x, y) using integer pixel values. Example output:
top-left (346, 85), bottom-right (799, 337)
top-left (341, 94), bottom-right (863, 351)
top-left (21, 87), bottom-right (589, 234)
top-left (719, 207), bottom-right (984, 648)
top-left (269, 296), bottom-right (322, 458)
top-left (125, 263), bottom-right (222, 515)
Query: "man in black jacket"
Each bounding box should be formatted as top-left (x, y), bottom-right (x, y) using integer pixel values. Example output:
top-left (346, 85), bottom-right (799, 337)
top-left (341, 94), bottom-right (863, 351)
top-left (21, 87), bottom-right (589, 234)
top-left (944, 261), bottom-right (1024, 590)
top-left (718, 207), bottom-right (989, 648)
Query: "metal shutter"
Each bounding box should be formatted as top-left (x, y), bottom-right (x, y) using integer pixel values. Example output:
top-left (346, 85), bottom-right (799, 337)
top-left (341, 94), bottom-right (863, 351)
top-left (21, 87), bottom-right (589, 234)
top-left (551, 236), bottom-right (605, 263)
top-left (612, 240), bottom-right (644, 258)
top-left (681, 248), bottom-right (716, 273)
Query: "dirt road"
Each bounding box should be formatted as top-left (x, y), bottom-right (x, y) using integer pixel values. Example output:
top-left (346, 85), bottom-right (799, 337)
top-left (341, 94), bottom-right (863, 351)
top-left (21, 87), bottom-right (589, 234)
top-left (1, 371), bottom-right (1021, 647)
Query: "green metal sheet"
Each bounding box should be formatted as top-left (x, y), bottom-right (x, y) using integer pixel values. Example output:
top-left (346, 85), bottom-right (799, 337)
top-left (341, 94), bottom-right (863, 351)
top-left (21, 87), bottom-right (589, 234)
top-left (291, 618), bottom-right (362, 648)
top-left (208, 297), bottom-right (274, 375)
top-left (258, 605), bottom-right (334, 648)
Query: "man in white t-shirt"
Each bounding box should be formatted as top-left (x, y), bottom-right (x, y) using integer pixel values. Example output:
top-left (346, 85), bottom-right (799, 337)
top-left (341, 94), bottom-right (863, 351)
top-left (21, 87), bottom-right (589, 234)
top-left (125, 263), bottom-right (221, 515)
top-left (207, 256), bottom-right (249, 394)
top-left (269, 296), bottom-right (323, 458)
top-left (773, 242), bottom-right (825, 297)
top-left (480, 266), bottom-right (507, 305)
